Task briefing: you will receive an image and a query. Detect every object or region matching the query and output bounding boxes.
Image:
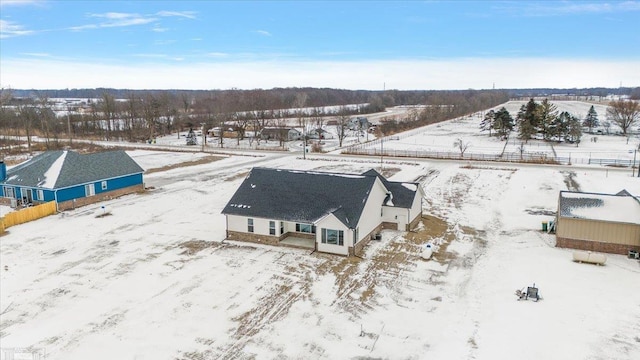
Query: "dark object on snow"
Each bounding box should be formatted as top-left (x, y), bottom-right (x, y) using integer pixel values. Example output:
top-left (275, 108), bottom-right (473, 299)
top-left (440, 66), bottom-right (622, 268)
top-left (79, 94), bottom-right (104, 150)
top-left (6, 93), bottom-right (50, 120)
top-left (186, 128), bottom-right (198, 145)
top-left (516, 283), bottom-right (541, 302)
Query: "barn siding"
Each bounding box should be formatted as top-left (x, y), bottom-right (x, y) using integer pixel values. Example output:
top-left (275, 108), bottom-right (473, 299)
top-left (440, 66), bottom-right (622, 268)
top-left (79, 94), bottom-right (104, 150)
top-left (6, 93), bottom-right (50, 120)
top-left (556, 217), bottom-right (640, 254)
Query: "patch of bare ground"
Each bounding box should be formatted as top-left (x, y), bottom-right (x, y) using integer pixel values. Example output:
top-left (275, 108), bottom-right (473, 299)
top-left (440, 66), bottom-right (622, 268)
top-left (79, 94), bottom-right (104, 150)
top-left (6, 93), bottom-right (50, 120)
top-left (379, 167), bottom-right (402, 178)
top-left (225, 171), bottom-right (249, 182)
top-left (179, 240), bottom-right (222, 255)
top-left (145, 155), bottom-right (225, 174)
top-left (561, 170), bottom-right (581, 191)
top-left (215, 280), bottom-right (307, 360)
top-left (312, 214), bottom-right (480, 317)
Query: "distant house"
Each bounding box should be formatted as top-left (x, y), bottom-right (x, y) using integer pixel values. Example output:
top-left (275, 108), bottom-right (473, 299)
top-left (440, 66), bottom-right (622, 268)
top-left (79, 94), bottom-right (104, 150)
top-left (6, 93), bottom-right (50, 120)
top-left (306, 128), bottom-right (334, 140)
top-left (556, 189), bottom-right (640, 254)
top-left (260, 127), bottom-right (302, 141)
top-left (221, 168), bottom-right (424, 256)
top-left (0, 150), bottom-right (144, 211)
top-left (348, 117), bottom-right (370, 131)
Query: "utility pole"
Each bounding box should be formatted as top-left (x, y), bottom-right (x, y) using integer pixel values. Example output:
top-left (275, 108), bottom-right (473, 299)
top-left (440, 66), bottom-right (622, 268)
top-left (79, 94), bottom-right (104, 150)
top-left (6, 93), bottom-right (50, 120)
top-left (200, 122), bottom-right (206, 152)
top-left (66, 104), bottom-right (73, 145)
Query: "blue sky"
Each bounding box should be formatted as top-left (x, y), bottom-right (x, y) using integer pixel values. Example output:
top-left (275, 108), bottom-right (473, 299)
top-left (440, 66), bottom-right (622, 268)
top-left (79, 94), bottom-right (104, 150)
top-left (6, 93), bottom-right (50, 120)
top-left (1, 0), bottom-right (639, 90)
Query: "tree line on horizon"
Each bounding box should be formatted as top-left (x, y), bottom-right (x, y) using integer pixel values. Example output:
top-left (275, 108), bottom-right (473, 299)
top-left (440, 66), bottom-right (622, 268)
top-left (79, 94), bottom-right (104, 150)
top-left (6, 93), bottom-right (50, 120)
top-left (0, 88), bottom-right (509, 155)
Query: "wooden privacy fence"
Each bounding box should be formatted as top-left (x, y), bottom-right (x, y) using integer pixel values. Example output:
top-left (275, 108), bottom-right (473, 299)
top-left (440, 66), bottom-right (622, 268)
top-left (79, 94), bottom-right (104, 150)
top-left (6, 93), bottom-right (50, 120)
top-left (1, 201), bottom-right (57, 231)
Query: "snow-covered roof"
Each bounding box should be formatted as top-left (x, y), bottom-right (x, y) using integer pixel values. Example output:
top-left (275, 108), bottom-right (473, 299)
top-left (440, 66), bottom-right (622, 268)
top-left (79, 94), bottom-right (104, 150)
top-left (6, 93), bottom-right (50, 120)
top-left (2, 150), bottom-right (144, 189)
top-left (559, 190), bottom-right (640, 225)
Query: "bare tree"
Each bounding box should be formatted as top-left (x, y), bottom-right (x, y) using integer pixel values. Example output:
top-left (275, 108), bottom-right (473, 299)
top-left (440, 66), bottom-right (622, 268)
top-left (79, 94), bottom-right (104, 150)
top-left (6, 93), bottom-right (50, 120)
top-left (517, 142), bottom-right (526, 160)
top-left (141, 93), bottom-right (161, 141)
top-left (100, 92), bottom-right (118, 140)
top-left (607, 99), bottom-right (640, 135)
top-left (335, 106), bottom-right (350, 147)
top-left (293, 93), bottom-right (308, 158)
top-left (453, 138), bottom-right (470, 157)
top-left (17, 102), bottom-right (37, 154)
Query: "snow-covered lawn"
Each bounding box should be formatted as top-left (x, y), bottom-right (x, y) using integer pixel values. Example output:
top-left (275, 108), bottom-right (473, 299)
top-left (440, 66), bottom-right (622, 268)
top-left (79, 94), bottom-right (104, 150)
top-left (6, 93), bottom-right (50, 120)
top-left (1, 144), bottom-right (639, 359)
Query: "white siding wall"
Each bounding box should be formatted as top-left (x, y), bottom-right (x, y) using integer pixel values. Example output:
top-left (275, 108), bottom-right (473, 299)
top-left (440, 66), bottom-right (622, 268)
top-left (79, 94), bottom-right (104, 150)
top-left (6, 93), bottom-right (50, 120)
top-left (383, 206), bottom-right (407, 227)
top-left (356, 178), bottom-right (388, 239)
top-left (316, 214), bottom-right (350, 256)
top-left (409, 187), bottom-right (424, 222)
top-left (226, 214), bottom-right (273, 235)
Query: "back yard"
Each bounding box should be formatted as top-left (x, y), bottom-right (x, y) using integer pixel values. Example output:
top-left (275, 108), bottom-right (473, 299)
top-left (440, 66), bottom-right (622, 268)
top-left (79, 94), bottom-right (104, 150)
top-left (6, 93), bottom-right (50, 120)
top-left (1, 147), bottom-right (639, 359)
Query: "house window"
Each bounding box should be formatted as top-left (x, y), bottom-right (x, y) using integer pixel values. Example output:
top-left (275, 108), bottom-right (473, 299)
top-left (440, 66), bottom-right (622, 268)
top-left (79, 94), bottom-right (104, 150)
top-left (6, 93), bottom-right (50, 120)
top-left (37, 189), bottom-right (44, 201)
top-left (280, 221), bottom-right (284, 235)
top-left (85, 184), bottom-right (95, 197)
top-left (354, 228), bottom-right (359, 244)
top-left (296, 223), bottom-right (316, 234)
top-left (321, 228), bottom-right (344, 246)
top-left (4, 187), bottom-right (15, 198)
top-left (247, 218), bottom-right (254, 233)
top-left (269, 221), bottom-right (276, 235)
top-left (101, 181), bottom-right (107, 190)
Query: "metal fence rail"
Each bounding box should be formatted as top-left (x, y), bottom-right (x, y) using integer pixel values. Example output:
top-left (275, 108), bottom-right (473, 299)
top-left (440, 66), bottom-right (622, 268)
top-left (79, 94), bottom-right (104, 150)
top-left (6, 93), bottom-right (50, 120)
top-left (343, 142), bottom-right (633, 167)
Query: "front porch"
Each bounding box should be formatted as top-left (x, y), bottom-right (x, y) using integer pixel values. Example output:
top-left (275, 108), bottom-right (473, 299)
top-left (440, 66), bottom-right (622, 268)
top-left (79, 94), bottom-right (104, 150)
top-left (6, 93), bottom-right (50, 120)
top-left (279, 235), bottom-right (315, 250)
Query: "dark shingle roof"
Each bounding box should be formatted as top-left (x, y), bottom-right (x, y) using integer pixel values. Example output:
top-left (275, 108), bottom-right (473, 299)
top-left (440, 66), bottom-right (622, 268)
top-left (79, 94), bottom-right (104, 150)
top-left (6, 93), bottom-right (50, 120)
top-left (222, 168), bottom-right (380, 228)
top-left (3, 150), bottom-right (143, 189)
top-left (222, 167), bottom-right (420, 228)
top-left (361, 169), bottom-right (418, 208)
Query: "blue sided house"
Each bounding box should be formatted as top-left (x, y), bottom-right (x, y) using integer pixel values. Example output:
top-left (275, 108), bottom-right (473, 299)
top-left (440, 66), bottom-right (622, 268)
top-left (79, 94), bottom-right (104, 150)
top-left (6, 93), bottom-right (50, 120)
top-left (0, 150), bottom-right (144, 211)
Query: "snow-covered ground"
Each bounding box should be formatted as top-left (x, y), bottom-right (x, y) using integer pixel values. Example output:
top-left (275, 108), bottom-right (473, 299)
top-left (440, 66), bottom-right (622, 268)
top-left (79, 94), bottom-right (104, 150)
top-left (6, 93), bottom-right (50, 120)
top-left (1, 101), bottom-right (639, 359)
top-left (358, 101), bottom-right (640, 165)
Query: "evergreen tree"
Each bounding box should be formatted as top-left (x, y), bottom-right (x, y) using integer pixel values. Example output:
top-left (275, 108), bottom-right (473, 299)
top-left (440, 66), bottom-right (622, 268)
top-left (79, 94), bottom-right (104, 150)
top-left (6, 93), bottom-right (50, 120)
top-left (550, 111), bottom-right (572, 142)
top-left (493, 107), bottom-right (514, 139)
top-left (566, 114), bottom-right (583, 145)
top-left (480, 110), bottom-right (495, 136)
top-left (583, 105), bottom-right (599, 133)
top-left (536, 99), bottom-right (558, 140)
top-left (517, 99), bottom-right (538, 142)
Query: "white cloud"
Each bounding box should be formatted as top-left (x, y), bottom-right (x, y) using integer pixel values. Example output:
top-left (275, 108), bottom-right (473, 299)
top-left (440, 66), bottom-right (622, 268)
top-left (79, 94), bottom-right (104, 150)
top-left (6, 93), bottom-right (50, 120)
top-left (255, 30), bottom-right (272, 36)
top-left (0, 19), bottom-right (33, 38)
top-left (67, 10), bottom-right (196, 32)
top-left (0, 0), bottom-right (42, 6)
top-left (20, 52), bottom-right (51, 57)
top-left (497, 1), bottom-right (640, 16)
top-left (1, 57), bottom-right (638, 90)
top-left (70, 12), bottom-right (157, 30)
top-left (156, 11), bottom-right (197, 19)
top-left (205, 52), bottom-right (229, 58)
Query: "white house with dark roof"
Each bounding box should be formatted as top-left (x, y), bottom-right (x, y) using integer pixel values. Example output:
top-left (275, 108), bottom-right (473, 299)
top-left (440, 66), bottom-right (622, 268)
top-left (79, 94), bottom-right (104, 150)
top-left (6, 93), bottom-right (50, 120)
top-left (0, 150), bottom-right (144, 211)
top-left (221, 167), bottom-right (424, 256)
top-left (556, 189), bottom-right (640, 254)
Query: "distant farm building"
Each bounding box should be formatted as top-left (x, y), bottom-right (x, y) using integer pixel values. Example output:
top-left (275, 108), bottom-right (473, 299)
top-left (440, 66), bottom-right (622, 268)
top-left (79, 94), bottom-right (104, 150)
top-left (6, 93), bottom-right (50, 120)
top-left (555, 190), bottom-right (640, 254)
top-left (0, 150), bottom-right (144, 211)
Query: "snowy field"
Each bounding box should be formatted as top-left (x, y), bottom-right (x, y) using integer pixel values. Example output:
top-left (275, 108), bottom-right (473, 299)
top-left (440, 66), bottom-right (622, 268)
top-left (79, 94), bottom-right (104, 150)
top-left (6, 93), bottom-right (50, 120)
top-left (359, 101), bottom-right (640, 164)
top-left (1, 144), bottom-right (639, 359)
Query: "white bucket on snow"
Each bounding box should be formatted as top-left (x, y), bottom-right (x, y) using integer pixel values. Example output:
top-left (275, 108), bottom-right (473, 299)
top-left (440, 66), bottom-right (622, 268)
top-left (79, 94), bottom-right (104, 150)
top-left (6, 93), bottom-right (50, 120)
top-left (421, 243), bottom-right (434, 260)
